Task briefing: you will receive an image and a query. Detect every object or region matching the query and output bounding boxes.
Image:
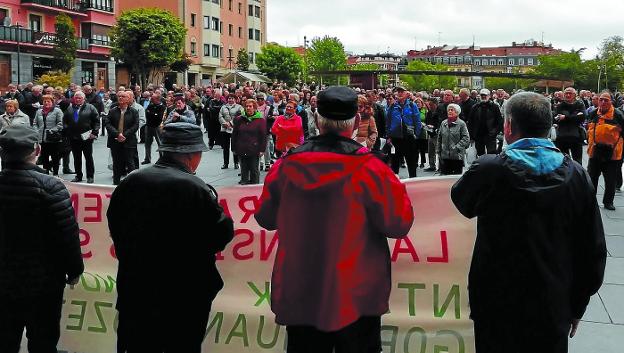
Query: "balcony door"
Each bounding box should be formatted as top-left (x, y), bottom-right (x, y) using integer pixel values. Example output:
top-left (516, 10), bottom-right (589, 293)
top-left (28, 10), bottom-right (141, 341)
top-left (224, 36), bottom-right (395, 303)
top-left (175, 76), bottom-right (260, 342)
top-left (29, 14), bottom-right (42, 32)
top-left (0, 55), bottom-right (10, 91)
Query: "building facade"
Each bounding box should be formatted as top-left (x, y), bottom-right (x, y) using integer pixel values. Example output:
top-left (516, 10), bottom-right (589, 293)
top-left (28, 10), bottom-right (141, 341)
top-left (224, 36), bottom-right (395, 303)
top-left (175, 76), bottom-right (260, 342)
top-left (117, 0), bottom-right (267, 88)
top-left (0, 0), bottom-right (117, 90)
top-left (348, 53), bottom-right (402, 86)
top-left (407, 41), bottom-right (561, 89)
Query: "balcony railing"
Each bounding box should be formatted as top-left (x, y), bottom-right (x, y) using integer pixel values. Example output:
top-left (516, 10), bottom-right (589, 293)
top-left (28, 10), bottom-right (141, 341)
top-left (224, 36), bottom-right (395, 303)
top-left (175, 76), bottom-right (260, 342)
top-left (0, 26), bottom-right (90, 50)
top-left (21, 0), bottom-right (114, 13)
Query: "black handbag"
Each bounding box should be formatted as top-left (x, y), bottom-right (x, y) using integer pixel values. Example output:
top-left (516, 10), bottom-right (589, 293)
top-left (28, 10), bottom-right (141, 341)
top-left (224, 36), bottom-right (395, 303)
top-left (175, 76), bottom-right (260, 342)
top-left (46, 129), bottom-right (62, 143)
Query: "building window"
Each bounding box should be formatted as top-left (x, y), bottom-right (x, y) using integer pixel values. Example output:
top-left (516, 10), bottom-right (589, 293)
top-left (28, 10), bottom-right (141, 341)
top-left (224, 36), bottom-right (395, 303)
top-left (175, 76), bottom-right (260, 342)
top-left (190, 13), bottom-right (196, 27)
top-left (29, 14), bottom-right (42, 32)
top-left (190, 41), bottom-right (196, 55)
top-left (212, 44), bottom-right (220, 58)
top-left (519, 58), bottom-right (525, 65)
top-left (457, 57), bottom-right (463, 64)
top-left (220, 21), bottom-right (223, 33)
top-left (212, 0), bottom-right (219, 3)
top-left (528, 58), bottom-right (534, 65)
top-left (211, 17), bottom-right (219, 31)
top-left (450, 57), bottom-right (456, 64)
top-left (255, 5), bottom-right (261, 17)
top-left (238, 2), bottom-right (242, 14)
top-left (204, 44), bottom-right (210, 57)
top-left (508, 58), bottom-right (514, 66)
top-left (249, 52), bottom-right (254, 63)
top-left (229, 0), bottom-right (233, 10)
top-left (0, 9), bottom-right (8, 25)
top-left (465, 56), bottom-right (471, 63)
top-left (475, 59), bottom-right (481, 66)
top-left (203, 16), bottom-right (210, 29)
top-left (248, 4), bottom-right (253, 16)
top-left (249, 28), bottom-right (253, 40)
top-left (490, 59), bottom-right (496, 65)
top-left (255, 29), bottom-right (260, 41)
top-left (497, 59), bottom-right (504, 65)
top-left (238, 27), bottom-right (242, 38)
top-left (443, 57), bottom-right (449, 63)
top-left (228, 24), bottom-right (233, 36)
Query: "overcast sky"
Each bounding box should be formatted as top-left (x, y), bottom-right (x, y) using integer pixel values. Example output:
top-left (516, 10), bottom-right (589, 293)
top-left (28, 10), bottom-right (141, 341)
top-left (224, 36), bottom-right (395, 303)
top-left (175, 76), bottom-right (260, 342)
top-left (267, 0), bottom-right (624, 60)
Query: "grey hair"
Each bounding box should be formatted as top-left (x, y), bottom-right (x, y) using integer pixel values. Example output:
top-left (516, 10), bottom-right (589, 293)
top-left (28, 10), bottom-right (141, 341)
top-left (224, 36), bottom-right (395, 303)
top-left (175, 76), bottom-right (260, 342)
top-left (316, 113), bottom-right (355, 134)
top-left (504, 92), bottom-right (552, 138)
top-left (74, 91), bottom-right (86, 98)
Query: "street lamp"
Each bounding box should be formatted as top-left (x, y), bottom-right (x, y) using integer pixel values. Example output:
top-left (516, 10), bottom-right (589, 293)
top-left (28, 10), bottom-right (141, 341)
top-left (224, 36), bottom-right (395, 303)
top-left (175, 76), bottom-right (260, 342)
top-left (12, 22), bottom-right (22, 85)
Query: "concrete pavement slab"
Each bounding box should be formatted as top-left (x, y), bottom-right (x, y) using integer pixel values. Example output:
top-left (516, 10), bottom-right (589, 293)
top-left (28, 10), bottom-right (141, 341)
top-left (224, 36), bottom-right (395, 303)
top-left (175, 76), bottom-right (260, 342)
top-left (569, 321), bottom-right (624, 353)
top-left (581, 294), bottom-right (611, 324)
top-left (604, 257), bottom-right (624, 285)
top-left (598, 285), bottom-right (624, 324)
top-left (606, 236), bottom-right (624, 257)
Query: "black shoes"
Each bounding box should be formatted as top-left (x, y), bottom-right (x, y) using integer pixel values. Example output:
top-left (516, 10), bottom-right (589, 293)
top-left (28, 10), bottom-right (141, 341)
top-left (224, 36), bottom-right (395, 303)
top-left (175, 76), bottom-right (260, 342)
top-left (424, 167), bottom-right (436, 172)
top-left (87, 178), bottom-right (94, 184)
top-left (605, 204), bottom-right (616, 211)
top-left (63, 168), bottom-right (75, 174)
top-left (234, 163), bottom-right (239, 169)
top-left (141, 160), bottom-right (151, 165)
top-left (71, 177), bottom-right (82, 182)
top-left (221, 165), bottom-right (228, 169)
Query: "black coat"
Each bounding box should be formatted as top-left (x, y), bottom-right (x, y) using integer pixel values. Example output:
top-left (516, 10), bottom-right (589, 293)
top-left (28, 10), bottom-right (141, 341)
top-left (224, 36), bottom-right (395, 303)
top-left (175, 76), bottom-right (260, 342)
top-left (85, 92), bottom-right (104, 114)
top-left (555, 100), bottom-right (587, 142)
top-left (145, 101), bottom-right (167, 127)
top-left (0, 163), bottom-right (83, 299)
top-left (451, 153), bottom-right (606, 333)
top-left (107, 156), bottom-right (234, 311)
top-left (468, 101), bottom-right (503, 140)
top-left (105, 106), bottom-right (140, 148)
top-left (63, 103), bottom-right (100, 140)
top-left (459, 98), bottom-right (476, 122)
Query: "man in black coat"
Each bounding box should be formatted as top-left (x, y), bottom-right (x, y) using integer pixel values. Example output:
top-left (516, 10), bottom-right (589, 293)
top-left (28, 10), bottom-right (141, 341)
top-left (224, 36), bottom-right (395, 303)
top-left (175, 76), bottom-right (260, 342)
top-left (142, 91), bottom-right (166, 165)
top-left (22, 85), bottom-right (43, 126)
top-left (63, 91), bottom-right (100, 183)
top-left (83, 84), bottom-right (104, 115)
top-left (468, 89), bottom-right (503, 156)
top-left (554, 87), bottom-right (587, 164)
top-left (0, 124), bottom-right (84, 353)
top-left (105, 91), bottom-right (140, 185)
top-left (452, 92), bottom-right (606, 353)
top-left (107, 122), bottom-right (234, 353)
top-left (3, 84), bottom-right (25, 108)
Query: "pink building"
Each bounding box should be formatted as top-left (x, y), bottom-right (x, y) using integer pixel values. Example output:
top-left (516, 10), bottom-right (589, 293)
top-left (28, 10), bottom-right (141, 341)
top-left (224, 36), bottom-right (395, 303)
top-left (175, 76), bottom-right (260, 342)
top-left (0, 0), bottom-right (117, 90)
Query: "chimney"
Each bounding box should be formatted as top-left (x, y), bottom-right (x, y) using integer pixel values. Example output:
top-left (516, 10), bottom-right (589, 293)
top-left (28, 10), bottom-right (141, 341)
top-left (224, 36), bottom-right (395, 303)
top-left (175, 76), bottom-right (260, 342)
top-left (427, 45), bottom-right (431, 49)
top-left (512, 42), bottom-right (516, 47)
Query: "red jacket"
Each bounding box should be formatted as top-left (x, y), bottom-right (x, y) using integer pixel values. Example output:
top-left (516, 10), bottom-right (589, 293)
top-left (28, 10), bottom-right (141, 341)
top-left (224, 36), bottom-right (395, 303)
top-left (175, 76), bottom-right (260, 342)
top-left (255, 135), bottom-right (414, 331)
top-left (271, 114), bottom-right (304, 152)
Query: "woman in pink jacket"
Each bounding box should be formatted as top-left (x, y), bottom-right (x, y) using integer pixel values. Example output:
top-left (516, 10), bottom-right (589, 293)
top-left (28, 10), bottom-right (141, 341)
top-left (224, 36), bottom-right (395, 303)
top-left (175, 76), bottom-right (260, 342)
top-left (271, 100), bottom-right (304, 154)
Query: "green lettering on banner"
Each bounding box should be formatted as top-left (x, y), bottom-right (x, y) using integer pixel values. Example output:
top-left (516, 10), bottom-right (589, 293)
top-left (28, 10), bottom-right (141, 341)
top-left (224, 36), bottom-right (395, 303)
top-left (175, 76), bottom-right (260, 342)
top-left (433, 284), bottom-right (461, 319)
top-left (404, 327), bottom-right (427, 353)
top-left (88, 301), bottom-right (113, 333)
top-left (397, 283), bottom-right (426, 316)
top-left (433, 330), bottom-right (465, 353)
top-left (95, 274), bottom-right (116, 293)
top-left (205, 312), bottom-right (224, 343)
top-left (225, 314), bottom-right (249, 347)
top-left (247, 281), bottom-right (271, 307)
top-left (380, 325), bottom-right (399, 353)
top-left (80, 272), bottom-right (101, 292)
top-left (66, 300), bottom-right (87, 331)
top-left (257, 315), bottom-right (281, 349)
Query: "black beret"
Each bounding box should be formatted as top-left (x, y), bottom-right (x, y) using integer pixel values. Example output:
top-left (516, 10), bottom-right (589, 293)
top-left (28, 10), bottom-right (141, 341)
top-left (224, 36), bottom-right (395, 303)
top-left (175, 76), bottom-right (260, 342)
top-left (317, 86), bottom-right (358, 121)
top-left (0, 123), bottom-right (39, 152)
top-left (158, 122), bottom-right (208, 153)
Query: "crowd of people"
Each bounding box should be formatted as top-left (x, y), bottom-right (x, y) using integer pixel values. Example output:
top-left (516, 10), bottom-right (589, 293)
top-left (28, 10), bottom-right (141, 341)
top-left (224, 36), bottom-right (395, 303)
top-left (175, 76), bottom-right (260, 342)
top-left (0, 79), bottom-right (621, 207)
top-left (0, 79), bottom-right (612, 353)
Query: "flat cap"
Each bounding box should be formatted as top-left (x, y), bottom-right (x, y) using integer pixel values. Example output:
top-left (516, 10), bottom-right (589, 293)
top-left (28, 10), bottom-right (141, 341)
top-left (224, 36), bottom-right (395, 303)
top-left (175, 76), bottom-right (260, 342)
top-left (480, 88), bottom-right (491, 96)
top-left (393, 85), bottom-right (407, 92)
top-left (317, 86), bottom-right (358, 121)
top-left (158, 122), bottom-right (208, 153)
top-left (0, 123), bottom-right (39, 152)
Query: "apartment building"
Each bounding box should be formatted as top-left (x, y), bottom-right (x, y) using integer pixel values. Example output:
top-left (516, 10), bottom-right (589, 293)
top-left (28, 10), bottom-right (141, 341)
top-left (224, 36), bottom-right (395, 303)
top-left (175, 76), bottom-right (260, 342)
top-left (0, 0), bottom-right (117, 90)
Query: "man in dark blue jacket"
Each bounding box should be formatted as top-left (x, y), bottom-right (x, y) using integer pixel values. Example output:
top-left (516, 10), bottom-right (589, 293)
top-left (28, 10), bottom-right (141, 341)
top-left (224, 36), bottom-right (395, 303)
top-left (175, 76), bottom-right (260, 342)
top-left (452, 92), bottom-right (606, 353)
top-left (386, 86), bottom-right (421, 178)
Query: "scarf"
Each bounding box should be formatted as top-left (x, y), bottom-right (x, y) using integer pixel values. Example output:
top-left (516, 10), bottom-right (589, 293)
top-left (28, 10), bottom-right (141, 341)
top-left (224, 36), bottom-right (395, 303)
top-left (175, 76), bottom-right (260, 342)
top-left (42, 106), bottom-right (52, 116)
top-left (243, 111), bottom-right (263, 122)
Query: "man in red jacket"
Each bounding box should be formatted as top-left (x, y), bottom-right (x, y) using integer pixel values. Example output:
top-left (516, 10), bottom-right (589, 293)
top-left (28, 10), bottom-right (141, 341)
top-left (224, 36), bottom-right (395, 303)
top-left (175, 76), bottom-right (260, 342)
top-left (255, 86), bottom-right (414, 353)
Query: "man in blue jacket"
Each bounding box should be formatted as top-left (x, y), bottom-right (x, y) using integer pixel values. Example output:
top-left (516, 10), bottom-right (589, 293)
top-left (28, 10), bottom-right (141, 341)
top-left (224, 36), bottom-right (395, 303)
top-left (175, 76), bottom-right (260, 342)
top-left (386, 86), bottom-right (421, 178)
top-left (451, 92), bottom-right (606, 353)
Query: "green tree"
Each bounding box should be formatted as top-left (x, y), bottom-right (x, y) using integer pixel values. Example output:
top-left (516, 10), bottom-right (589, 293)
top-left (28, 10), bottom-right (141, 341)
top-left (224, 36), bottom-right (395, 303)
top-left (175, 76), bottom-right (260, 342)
top-left (400, 60), bottom-right (456, 91)
top-left (306, 36), bottom-right (347, 85)
top-left (256, 43), bottom-right (303, 85)
top-left (51, 14), bottom-right (77, 73)
top-left (597, 36), bottom-right (624, 91)
top-left (532, 51), bottom-right (585, 85)
top-left (110, 8), bottom-right (186, 88)
top-left (237, 48), bottom-right (250, 71)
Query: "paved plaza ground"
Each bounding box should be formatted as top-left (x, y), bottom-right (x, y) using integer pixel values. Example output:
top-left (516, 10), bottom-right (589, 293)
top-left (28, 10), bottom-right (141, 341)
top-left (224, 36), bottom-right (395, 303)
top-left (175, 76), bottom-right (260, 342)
top-left (64, 135), bottom-right (623, 352)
